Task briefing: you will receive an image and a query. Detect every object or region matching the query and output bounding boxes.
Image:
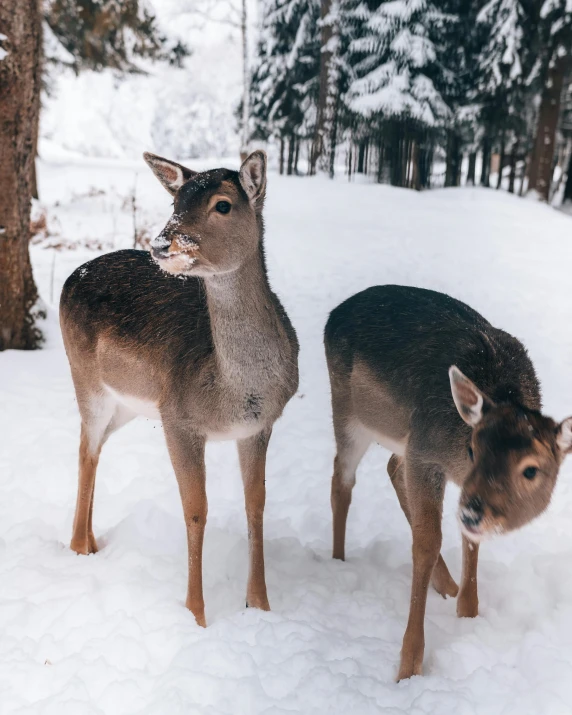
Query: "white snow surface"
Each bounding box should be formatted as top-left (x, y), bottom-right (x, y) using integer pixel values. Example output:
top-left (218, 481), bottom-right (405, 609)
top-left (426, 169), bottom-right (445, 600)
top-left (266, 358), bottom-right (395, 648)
top-left (3, 153), bottom-right (572, 713)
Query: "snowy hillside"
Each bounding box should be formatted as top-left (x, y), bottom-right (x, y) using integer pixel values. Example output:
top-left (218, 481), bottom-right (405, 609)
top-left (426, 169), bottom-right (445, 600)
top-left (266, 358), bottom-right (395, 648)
top-left (2, 153), bottom-right (572, 713)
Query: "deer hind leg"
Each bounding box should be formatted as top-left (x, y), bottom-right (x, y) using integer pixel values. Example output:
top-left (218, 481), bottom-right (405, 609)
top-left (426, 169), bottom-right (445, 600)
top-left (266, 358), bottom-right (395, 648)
top-left (237, 430), bottom-right (272, 612)
top-left (387, 454), bottom-right (458, 599)
top-left (71, 394), bottom-right (134, 556)
top-left (331, 416), bottom-right (371, 561)
top-left (163, 424), bottom-right (207, 628)
top-left (457, 535), bottom-right (479, 618)
top-left (397, 459), bottom-right (446, 681)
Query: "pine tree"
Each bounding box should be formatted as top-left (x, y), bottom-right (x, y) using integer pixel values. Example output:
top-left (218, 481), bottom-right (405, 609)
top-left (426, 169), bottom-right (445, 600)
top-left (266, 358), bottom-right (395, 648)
top-left (344, 0), bottom-right (453, 187)
top-left (250, 0), bottom-right (320, 172)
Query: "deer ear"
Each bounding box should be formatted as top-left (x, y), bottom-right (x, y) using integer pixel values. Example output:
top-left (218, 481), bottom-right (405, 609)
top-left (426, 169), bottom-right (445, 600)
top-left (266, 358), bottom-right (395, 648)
top-left (239, 150), bottom-right (267, 208)
top-left (556, 417), bottom-right (572, 454)
top-left (143, 152), bottom-right (196, 196)
top-left (449, 366), bottom-right (494, 427)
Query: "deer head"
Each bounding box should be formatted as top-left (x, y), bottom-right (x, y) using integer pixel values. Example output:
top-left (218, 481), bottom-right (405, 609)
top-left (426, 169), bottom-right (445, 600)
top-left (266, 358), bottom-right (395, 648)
top-left (449, 366), bottom-right (572, 542)
top-left (143, 150), bottom-right (267, 277)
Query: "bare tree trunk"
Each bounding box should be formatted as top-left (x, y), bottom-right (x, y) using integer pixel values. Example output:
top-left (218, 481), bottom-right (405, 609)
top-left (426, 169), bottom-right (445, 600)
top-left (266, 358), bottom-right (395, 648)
top-left (527, 55), bottom-right (569, 201)
top-left (287, 135), bottom-right (295, 175)
top-left (239, 0), bottom-right (249, 161)
top-left (357, 141), bottom-right (366, 173)
top-left (445, 131), bottom-right (462, 187)
top-left (411, 139), bottom-right (420, 191)
top-left (466, 151), bottom-right (477, 185)
top-left (0, 0), bottom-right (43, 350)
top-left (480, 135), bottom-right (491, 187)
top-left (310, 0), bottom-right (338, 175)
top-left (508, 139), bottom-right (519, 194)
top-left (279, 137), bottom-right (285, 175)
top-left (293, 140), bottom-right (300, 175)
top-left (564, 150), bottom-right (572, 204)
top-left (496, 129), bottom-right (506, 190)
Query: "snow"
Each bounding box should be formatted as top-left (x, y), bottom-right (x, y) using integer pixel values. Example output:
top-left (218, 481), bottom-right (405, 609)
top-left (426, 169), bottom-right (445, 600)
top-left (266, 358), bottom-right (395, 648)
top-left (40, 0), bottom-right (255, 160)
top-left (3, 152), bottom-right (572, 712)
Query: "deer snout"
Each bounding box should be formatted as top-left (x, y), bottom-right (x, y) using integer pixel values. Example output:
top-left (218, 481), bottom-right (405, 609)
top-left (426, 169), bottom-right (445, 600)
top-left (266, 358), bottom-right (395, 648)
top-left (151, 232), bottom-right (171, 258)
top-left (458, 495), bottom-right (486, 540)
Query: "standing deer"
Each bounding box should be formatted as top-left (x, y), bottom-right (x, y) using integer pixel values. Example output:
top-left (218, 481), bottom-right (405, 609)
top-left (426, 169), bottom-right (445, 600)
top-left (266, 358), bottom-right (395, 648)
top-left (324, 285), bottom-right (572, 680)
top-left (60, 151), bottom-right (299, 626)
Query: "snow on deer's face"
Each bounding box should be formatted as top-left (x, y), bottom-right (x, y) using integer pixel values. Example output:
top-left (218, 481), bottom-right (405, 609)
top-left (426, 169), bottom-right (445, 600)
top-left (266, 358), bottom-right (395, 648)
top-left (143, 151), bottom-right (267, 277)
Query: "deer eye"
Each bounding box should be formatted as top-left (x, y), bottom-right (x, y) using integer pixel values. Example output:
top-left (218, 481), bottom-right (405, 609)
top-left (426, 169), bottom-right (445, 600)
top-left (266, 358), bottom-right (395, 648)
top-left (523, 466), bottom-right (538, 480)
top-left (215, 201), bottom-right (231, 214)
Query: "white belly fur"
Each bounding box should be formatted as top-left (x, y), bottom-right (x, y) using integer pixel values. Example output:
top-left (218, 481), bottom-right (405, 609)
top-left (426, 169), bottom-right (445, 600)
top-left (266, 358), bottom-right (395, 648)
top-left (104, 385), bottom-right (261, 441)
top-left (104, 385), bottom-right (161, 420)
top-left (207, 423), bottom-right (261, 442)
top-left (372, 430), bottom-right (407, 457)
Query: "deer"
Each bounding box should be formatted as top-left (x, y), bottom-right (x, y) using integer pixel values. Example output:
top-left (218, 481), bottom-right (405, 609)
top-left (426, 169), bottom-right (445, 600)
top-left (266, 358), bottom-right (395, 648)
top-left (59, 150), bottom-right (299, 627)
top-left (324, 284), bottom-right (572, 681)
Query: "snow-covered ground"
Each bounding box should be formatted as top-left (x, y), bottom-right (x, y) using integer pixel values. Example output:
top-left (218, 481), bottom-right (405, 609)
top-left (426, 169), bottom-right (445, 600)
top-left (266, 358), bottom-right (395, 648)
top-left (2, 152), bottom-right (572, 714)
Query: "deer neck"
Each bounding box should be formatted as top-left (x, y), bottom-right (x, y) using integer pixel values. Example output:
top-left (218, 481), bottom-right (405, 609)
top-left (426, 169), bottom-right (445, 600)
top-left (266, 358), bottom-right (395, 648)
top-left (204, 247), bottom-right (284, 387)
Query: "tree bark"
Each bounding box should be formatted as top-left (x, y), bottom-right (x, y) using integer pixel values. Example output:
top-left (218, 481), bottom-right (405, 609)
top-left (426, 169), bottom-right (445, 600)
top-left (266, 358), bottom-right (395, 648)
top-left (0, 0), bottom-right (43, 350)
top-left (508, 139), bottom-right (519, 194)
top-left (480, 135), bottom-right (491, 187)
top-left (445, 131), bottom-right (462, 187)
top-left (357, 142), bottom-right (366, 173)
top-left (287, 135), bottom-right (295, 175)
top-left (527, 55), bottom-right (569, 201)
top-left (564, 151), bottom-right (572, 204)
top-left (279, 137), bottom-right (285, 175)
top-left (496, 129), bottom-right (506, 190)
top-left (467, 152), bottom-right (477, 185)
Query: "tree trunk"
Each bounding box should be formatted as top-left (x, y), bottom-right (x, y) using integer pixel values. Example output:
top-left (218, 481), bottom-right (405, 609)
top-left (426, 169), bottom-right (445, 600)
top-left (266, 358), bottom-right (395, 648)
top-left (293, 140), bottom-right (300, 175)
top-left (239, 0), bottom-right (250, 160)
top-left (496, 130), bottom-right (506, 190)
top-left (527, 54), bottom-right (569, 201)
top-left (279, 137), bottom-right (285, 175)
top-left (357, 142), bottom-right (366, 173)
top-left (508, 139), bottom-right (519, 194)
top-left (480, 135), bottom-right (491, 187)
top-left (445, 131), bottom-right (462, 187)
top-left (287, 135), bottom-right (295, 175)
top-left (0, 0), bottom-right (43, 350)
top-left (467, 152), bottom-right (477, 185)
top-left (564, 151), bottom-right (572, 204)
top-left (310, 0), bottom-right (338, 175)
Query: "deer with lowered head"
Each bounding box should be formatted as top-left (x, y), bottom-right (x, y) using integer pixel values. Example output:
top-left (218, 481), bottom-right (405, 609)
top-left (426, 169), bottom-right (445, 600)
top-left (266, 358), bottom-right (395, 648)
top-left (60, 150), bottom-right (299, 626)
top-left (324, 285), bottom-right (572, 680)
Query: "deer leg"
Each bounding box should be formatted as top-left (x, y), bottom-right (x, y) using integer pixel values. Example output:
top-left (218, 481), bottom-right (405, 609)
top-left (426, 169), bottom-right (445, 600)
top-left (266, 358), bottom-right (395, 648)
top-left (71, 423), bottom-right (103, 555)
top-left (164, 425), bottom-right (208, 627)
top-left (457, 535), bottom-right (479, 618)
top-left (237, 430), bottom-right (272, 611)
top-left (387, 454), bottom-right (458, 599)
top-left (331, 419), bottom-right (371, 560)
top-left (71, 401), bottom-right (134, 556)
top-left (397, 460), bottom-right (445, 681)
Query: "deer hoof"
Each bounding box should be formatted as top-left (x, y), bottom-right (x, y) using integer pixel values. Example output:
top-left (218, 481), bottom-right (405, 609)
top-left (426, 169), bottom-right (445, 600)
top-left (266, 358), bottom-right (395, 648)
top-left (70, 535), bottom-right (98, 555)
top-left (246, 593), bottom-right (271, 611)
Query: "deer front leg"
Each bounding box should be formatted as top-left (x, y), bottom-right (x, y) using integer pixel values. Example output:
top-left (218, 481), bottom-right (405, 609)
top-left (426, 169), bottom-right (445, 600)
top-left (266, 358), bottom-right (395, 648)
top-left (397, 462), bottom-right (445, 681)
top-left (457, 535), bottom-right (479, 618)
top-left (164, 425), bottom-right (208, 627)
top-left (387, 455), bottom-right (458, 598)
top-left (237, 430), bottom-right (272, 611)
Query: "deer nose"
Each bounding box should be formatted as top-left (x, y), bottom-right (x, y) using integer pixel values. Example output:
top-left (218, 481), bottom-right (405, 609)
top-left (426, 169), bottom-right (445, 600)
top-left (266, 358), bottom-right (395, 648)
top-left (460, 496), bottom-right (484, 528)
